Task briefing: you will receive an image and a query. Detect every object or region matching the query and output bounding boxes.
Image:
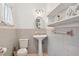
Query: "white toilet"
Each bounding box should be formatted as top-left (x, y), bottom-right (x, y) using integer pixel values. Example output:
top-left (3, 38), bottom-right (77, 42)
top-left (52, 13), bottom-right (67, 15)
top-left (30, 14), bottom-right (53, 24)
top-left (17, 39), bottom-right (29, 56)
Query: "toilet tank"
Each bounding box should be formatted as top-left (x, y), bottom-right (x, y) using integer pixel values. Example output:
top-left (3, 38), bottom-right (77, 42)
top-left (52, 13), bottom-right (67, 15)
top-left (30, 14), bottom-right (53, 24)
top-left (19, 39), bottom-right (29, 48)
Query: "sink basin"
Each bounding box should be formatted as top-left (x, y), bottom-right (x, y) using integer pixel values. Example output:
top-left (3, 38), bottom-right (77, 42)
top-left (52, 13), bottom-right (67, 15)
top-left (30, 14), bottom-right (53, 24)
top-left (33, 35), bottom-right (47, 40)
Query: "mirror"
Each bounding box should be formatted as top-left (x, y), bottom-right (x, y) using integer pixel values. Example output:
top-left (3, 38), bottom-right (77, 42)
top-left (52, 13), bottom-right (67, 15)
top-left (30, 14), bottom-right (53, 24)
top-left (35, 16), bottom-right (45, 29)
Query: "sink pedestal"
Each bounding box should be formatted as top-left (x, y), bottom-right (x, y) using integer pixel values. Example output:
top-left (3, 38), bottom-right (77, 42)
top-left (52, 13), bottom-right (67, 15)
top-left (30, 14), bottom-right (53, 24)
top-left (33, 35), bottom-right (47, 56)
top-left (38, 39), bottom-right (43, 56)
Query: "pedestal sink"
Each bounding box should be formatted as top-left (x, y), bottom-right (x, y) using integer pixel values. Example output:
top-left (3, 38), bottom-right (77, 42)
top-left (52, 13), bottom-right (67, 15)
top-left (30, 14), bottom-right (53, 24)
top-left (33, 34), bottom-right (47, 56)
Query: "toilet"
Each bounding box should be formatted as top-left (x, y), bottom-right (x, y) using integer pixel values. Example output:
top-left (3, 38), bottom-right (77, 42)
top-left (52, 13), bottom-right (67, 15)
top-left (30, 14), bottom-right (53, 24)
top-left (17, 39), bottom-right (29, 56)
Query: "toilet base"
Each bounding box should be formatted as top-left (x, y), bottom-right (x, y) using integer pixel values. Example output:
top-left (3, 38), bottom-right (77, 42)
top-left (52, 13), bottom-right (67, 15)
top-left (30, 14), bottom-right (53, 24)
top-left (17, 48), bottom-right (28, 56)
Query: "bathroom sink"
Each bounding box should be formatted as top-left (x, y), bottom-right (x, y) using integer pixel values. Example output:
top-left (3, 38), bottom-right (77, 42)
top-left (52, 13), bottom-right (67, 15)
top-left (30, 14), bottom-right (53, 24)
top-left (33, 34), bottom-right (47, 40)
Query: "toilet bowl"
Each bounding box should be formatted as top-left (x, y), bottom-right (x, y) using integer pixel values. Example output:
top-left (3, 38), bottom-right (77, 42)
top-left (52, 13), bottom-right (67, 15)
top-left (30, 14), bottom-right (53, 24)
top-left (17, 39), bottom-right (29, 56)
top-left (17, 48), bottom-right (28, 56)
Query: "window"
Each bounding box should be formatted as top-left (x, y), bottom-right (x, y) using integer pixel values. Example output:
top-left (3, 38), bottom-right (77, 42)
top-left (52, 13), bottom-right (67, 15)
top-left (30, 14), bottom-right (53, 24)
top-left (2, 3), bottom-right (14, 25)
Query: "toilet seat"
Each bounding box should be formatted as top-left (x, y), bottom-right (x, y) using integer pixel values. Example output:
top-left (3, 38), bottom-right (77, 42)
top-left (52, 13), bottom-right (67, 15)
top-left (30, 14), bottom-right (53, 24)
top-left (17, 48), bottom-right (28, 56)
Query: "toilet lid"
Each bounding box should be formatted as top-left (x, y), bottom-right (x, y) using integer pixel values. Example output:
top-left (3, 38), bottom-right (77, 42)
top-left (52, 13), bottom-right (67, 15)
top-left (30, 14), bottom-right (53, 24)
top-left (18, 48), bottom-right (27, 53)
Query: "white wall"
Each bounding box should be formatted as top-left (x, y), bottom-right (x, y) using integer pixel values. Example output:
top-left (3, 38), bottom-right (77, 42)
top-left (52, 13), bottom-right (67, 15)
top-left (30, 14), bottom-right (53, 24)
top-left (46, 3), bottom-right (59, 16)
top-left (15, 3), bottom-right (47, 29)
top-left (14, 3), bottom-right (60, 29)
